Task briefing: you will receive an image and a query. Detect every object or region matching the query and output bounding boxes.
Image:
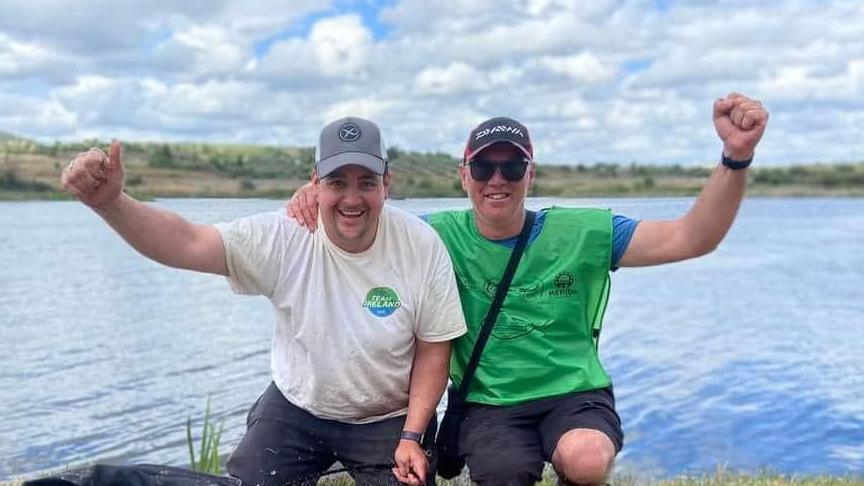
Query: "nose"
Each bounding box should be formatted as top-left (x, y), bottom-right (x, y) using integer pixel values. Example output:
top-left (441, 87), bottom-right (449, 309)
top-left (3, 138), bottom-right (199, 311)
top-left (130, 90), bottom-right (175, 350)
top-left (487, 165), bottom-right (507, 185)
top-left (341, 186), bottom-right (363, 205)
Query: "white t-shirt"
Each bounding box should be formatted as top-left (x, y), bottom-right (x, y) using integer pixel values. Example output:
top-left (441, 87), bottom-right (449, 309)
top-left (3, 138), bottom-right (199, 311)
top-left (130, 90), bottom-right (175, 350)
top-left (215, 205), bottom-right (466, 423)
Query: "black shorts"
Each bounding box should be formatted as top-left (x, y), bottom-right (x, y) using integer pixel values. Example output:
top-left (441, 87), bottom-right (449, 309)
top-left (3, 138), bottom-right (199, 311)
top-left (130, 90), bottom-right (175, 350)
top-left (226, 382), bottom-right (437, 486)
top-left (458, 387), bottom-right (623, 484)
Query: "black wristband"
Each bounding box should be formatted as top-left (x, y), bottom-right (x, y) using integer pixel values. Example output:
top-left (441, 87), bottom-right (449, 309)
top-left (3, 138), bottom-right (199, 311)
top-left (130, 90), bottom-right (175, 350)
top-left (721, 153), bottom-right (753, 170)
top-left (400, 430), bottom-right (423, 443)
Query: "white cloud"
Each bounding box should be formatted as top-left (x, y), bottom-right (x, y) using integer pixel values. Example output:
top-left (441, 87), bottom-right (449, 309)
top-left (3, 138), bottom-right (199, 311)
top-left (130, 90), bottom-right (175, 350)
top-left (0, 1), bottom-right (327, 55)
top-left (322, 98), bottom-right (392, 125)
top-left (758, 60), bottom-right (864, 101)
top-left (254, 37), bottom-right (321, 83)
top-left (0, 34), bottom-right (56, 77)
top-left (253, 14), bottom-right (374, 84)
top-left (0, 92), bottom-right (77, 137)
top-left (536, 52), bottom-right (616, 84)
top-left (142, 80), bottom-right (266, 118)
top-left (155, 25), bottom-right (249, 78)
top-left (53, 76), bottom-right (125, 123)
top-left (211, 0), bottom-right (328, 37)
top-left (415, 62), bottom-right (487, 95)
top-left (310, 15), bottom-right (373, 77)
top-left (0, 0), bottom-right (861, 165)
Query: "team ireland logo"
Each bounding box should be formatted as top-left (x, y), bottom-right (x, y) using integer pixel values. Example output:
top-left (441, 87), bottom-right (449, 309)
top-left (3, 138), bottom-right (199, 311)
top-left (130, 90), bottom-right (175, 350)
top-left (363, 287), bottom-right (402, 317)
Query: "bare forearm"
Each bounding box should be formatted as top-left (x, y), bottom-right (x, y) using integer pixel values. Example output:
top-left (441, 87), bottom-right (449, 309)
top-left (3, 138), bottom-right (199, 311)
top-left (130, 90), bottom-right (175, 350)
top-left (620, 162), bottom-right (748, 267)
top-left (404, 340), bottom-right (450, 434)
top-left (94, 193), bottom-right (227, 275)
top-left (679, 163), bottom-right (747, 255)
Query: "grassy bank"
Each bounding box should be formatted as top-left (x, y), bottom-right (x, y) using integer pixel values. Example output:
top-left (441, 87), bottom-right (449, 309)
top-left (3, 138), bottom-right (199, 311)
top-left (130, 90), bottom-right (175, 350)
top-left (445, 468), bottom-right (864, 485)
top-left (2, 134), bottom-right (864, 200)
top-left (5, 469), bottom-right (863, 485)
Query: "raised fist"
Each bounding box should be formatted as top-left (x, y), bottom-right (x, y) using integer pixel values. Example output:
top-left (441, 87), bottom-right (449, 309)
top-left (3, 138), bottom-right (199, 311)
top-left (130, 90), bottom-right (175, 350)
top-left (713, 93), bottom-right (769, 161)
top-left (61, 140), bottom-right (125, 209)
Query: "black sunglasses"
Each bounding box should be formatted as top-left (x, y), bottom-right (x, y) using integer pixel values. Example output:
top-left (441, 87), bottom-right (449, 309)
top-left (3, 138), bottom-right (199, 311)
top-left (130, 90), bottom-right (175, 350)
top-left (467, 158), bottom-right (530, 182)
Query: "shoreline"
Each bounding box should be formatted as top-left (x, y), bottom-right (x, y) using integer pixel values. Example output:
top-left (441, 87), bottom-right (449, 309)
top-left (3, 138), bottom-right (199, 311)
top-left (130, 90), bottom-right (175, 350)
top-left (4, 467), bottom-right (864, 485)
top-left (3, 188), bottom-right (864, 202)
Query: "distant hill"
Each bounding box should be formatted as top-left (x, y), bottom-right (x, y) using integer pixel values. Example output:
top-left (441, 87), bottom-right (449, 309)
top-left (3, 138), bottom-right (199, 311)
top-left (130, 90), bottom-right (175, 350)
top-left (0, 130), bottom-right (24, 142)
top-left (0, 130), bottom-right (40, 150)
top-left (1, 136), bottom-right (863, 199)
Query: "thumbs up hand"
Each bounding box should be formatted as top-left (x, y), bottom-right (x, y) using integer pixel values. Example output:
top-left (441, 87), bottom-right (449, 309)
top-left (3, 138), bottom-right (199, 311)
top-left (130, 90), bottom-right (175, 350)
top-left (61, 140), bottom-right (125, 209)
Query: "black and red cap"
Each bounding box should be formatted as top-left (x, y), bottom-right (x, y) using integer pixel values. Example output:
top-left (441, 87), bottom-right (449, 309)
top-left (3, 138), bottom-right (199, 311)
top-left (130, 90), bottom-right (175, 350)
top-left (463, 116), bottom-right (533, 162)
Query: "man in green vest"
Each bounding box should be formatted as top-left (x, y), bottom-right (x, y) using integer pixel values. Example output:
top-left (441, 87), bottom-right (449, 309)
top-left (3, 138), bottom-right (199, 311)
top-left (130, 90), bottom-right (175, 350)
top-left (287, 92), bottom-right (769, 485)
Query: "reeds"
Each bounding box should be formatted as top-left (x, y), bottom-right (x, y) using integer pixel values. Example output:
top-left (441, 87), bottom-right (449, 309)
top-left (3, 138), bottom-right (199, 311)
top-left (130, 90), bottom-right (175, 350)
top-left (185, 396), bottom-right (224, 475)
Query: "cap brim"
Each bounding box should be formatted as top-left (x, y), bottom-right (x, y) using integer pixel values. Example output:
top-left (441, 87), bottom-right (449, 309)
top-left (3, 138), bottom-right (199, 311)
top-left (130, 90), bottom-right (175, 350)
top-left (466, 140), bottom-right (532, 161)
top-left (317, 152), bottom-right (386, 178)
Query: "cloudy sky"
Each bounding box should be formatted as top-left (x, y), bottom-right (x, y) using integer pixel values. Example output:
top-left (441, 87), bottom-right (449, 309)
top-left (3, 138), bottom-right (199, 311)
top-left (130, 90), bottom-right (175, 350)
top-left (0, 0), bottom-right (861, 165)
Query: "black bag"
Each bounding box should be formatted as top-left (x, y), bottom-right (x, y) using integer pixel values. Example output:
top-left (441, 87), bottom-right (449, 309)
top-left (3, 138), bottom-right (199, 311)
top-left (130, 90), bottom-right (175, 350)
top-left (22, 464), bottom-right (241, 486)
top-left (435, 386), bottom-right (466, 478)
top-left (435, 211), bottom-right (535, 479)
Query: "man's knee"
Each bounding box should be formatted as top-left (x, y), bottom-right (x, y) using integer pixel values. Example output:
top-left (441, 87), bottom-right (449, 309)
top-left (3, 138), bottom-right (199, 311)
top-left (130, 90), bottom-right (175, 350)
top-left (227, 419), bottom-right (329, 486)
top-left (226, 442), bottom-right (278, 486)
top-left (551, 429), bottom-right (616, 485)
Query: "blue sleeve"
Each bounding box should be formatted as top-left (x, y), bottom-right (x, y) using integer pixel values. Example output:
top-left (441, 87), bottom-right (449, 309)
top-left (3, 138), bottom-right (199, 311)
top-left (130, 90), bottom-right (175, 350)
top-left (611, 214), bottom-right (639, 269)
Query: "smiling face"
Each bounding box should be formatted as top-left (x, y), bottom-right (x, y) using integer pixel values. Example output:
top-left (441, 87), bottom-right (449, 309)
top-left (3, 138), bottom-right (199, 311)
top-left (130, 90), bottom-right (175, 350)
top-left (313, 164), bottom-right (390, 253)
top-left (460, 142), bottom-right (535, 240)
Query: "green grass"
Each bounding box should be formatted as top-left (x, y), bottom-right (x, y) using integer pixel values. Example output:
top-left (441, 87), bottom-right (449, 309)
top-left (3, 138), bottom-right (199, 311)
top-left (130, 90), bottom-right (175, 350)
top-left (4, 466), bottom-right (863, 485)
top-left (640, 470), bottom-right (864, 485)
top-left (298, 464), bottom-right (864, 485)
top-left (186, 397), bottom-right (225, 475)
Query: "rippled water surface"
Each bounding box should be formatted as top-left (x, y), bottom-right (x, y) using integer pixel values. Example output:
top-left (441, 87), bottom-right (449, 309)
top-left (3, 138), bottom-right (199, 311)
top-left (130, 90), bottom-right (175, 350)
top-left (1, 197), bottom-right (862, 479)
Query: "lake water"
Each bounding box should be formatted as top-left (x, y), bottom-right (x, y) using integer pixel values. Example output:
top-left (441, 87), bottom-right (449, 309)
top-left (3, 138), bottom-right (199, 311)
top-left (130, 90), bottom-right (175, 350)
top-left (1, 197), bottom-right (863, 480)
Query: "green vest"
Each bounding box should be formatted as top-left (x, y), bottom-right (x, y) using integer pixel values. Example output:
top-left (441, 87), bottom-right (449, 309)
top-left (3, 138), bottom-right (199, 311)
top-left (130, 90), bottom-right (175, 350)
top-left (427, 207), bottom-right (613, 405)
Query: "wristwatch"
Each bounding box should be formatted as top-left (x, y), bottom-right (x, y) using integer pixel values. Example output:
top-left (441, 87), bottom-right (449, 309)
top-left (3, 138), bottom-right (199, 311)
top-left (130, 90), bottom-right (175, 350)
top-left (721, 152), bottom-right (753, 170)
top-left (400, 430), bottom-right (423, 443)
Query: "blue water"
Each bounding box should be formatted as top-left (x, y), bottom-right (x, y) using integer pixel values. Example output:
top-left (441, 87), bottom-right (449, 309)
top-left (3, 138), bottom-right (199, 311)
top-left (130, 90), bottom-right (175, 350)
top-left (1, 197), bottom-right (862, 480)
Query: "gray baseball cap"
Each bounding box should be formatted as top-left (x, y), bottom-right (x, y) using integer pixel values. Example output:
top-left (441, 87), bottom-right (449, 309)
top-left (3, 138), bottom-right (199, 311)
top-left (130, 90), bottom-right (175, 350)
top-left (315, 116), bottom-right (387, 178)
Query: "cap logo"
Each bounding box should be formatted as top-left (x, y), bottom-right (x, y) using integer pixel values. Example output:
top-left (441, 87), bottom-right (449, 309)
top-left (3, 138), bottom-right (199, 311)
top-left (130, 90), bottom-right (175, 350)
top-left (338, 122), bottom-right (362, 142)
top-left (475, 125), bottom-right (523, 141)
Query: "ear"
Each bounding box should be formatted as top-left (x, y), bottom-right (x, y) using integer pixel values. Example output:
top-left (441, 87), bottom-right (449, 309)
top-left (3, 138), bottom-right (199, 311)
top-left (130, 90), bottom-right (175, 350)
top-left (383, 171), bottom-right (393, 199)
top-left (526, 162), bottom-right (536, 186)
top-left (311, 169), bottom-right (320, 186)
top-left (458, 164), bottom-right (470, 193)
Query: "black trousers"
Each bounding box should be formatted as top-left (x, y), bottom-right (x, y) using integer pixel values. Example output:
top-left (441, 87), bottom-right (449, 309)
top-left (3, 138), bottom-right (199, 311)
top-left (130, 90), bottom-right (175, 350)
top-left (459, 387), bottom-right (623, 486)
top-left (227, 382), bottom-right (436, 486)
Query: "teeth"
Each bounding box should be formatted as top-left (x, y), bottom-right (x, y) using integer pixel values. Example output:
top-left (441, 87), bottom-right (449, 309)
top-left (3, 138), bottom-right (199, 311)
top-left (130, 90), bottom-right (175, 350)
top-left (485, 193), bottom-right (508, 200)
top-left (339, 209), bottom-right (363, 217)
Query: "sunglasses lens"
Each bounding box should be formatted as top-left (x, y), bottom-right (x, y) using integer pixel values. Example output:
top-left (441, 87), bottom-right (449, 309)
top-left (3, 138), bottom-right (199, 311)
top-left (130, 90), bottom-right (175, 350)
top-left (469, 160), bottom-right (496, 181)
top-left (469, 159), bottom-right (529, 182)
top-left (500, 161), bottom-right (528, 181)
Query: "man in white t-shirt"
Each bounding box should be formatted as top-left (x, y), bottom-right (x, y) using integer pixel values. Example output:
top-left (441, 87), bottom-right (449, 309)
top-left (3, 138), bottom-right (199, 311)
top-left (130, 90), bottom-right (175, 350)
top-left (60, 117), bottom-right (467, 486)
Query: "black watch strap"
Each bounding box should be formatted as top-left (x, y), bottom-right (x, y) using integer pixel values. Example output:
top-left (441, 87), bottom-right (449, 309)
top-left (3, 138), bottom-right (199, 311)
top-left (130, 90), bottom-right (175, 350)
top-left (400, 430), bottom-right (422, 442)
top-left (721, 152), bottom-right (753, 170)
